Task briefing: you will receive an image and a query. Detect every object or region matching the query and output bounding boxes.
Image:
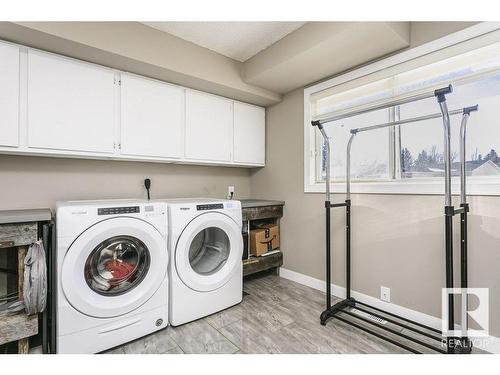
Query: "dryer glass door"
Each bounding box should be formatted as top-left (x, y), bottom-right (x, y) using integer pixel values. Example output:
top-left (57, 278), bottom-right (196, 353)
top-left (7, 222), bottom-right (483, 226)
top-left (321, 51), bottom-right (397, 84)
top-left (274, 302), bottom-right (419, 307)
top-left (189, 227), bottom-right (230, 276)
top-left (175, 212), bottom-right (242, 292)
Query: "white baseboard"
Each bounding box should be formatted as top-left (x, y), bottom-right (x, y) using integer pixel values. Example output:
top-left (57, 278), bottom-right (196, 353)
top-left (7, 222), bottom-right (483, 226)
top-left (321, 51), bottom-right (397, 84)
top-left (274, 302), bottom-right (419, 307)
top-left (280, 267), bottom-right (500, 354)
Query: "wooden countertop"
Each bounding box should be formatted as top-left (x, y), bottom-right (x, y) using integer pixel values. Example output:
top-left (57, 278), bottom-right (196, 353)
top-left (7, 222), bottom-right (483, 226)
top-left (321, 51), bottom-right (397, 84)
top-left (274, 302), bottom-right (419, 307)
top-left (240, 199), bottom-right (285, 208)
top-left (0, 209), bottom-right (52, 225)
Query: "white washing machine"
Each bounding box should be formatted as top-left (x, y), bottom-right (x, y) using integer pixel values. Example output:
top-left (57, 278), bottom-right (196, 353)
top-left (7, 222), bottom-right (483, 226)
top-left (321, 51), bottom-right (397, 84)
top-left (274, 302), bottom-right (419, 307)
top-left (164, 198), bottom-right (243, 326)
top-left (56, 199), bottom-right (168, 353)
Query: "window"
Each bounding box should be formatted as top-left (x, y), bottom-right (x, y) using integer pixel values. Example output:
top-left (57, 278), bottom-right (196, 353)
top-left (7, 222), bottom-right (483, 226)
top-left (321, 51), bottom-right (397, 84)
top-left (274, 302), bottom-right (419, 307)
top-left (398, 74), bottom-right (500, 181)
top-left (304, 25), bottom-right (500, 195)
top-left (316, 109), bottom-right (390, 182)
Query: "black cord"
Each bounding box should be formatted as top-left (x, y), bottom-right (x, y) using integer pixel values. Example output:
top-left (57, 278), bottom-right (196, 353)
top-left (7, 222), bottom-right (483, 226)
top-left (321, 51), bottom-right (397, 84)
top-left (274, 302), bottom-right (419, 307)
top-left (144, 179), bottom-right (151, 200)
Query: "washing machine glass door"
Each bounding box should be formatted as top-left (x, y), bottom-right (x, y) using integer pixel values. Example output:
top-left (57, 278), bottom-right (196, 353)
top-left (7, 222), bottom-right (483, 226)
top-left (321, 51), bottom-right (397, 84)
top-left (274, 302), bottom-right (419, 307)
top-left (175, 212), bottom-right (242, 292)
top-left (62, 217), bottom-right (167, 318)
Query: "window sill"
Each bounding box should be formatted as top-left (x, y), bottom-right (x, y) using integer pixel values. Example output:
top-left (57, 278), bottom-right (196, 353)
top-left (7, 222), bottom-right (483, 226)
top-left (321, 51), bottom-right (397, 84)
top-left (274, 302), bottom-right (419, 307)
top-left (304, 179), bottom-right (500, 196)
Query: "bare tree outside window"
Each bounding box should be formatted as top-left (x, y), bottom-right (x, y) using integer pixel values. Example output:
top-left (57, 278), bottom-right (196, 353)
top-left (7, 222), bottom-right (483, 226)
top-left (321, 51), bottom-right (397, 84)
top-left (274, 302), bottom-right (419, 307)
top-left (399, 74), bottom-right (500, 180)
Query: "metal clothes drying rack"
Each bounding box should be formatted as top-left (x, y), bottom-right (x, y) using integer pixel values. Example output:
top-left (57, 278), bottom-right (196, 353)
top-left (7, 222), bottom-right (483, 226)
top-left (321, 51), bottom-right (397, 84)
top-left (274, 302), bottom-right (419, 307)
top-left (311, 84), bottom-right (479, 354)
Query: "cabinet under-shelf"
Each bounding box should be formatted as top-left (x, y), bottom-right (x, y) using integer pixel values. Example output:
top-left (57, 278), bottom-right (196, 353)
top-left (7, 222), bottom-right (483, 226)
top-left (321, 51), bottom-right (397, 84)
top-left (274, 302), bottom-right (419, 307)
top-left (240, 199), bottom-right (285, 277)
top-left (243, 251), bottom-right (283, 277)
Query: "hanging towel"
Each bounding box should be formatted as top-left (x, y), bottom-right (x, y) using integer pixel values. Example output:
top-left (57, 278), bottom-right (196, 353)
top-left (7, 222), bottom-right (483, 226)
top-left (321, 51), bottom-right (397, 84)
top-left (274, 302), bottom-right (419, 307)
top-left (0, 240), bottom-right (47, 316)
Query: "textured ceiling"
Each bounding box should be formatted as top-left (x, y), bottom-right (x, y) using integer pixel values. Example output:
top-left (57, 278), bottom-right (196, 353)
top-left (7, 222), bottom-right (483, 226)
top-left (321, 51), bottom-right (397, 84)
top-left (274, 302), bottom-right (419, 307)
top-left (142, 22), bottom-right (306, 62)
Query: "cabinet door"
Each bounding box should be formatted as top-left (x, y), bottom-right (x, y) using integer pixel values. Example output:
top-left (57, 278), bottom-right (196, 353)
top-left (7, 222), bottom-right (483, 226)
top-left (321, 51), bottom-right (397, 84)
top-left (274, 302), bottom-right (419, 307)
top-left (27, 51), bottom-right (115, 154)
top-left (185, 90), bottom-right (232, 162)
top-left (0, 43), bottom-right (20, 147)
top-left (120, 74), bottom-right (184, 158)
top-left (233, 102), bottom-right (265, 165)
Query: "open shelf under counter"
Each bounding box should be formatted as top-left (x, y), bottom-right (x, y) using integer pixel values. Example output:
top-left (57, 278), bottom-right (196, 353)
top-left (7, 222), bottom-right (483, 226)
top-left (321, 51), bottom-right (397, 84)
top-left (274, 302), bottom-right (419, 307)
top-left (240, 199), bottom-right (285, 277)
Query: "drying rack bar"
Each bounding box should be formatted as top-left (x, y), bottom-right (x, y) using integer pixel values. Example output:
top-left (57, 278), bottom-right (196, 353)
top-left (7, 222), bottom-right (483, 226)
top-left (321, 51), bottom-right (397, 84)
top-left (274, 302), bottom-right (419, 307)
top-left (328, 202), bottom-right (349, 208)
top-left (312, 85), bottom-right (452, 126)
top-left (342, 311), bottom-right (445, 353)
top-left (460, 105), bottom-right (478, 203)
top-left (350, 107), bottom-right (465, 134)
top-left (325, 300), bottom-right (448, 354)
top-left (354, 300), bottom-right (441, 334)
top-left (345, 105), bottom-right (477, 200)
top-left (352, 305), bottom-right (441, 341)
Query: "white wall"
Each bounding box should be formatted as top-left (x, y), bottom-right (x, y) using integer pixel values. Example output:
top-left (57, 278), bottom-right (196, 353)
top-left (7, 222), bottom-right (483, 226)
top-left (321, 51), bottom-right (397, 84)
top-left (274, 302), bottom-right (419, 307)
top-left (0, 155), bottom-right (251, 211)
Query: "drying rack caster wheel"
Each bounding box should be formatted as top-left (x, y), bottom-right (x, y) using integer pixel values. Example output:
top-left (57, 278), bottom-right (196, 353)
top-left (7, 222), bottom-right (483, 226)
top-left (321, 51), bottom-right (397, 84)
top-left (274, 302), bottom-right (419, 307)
top-left (320, 310), bottom-right (330, 326)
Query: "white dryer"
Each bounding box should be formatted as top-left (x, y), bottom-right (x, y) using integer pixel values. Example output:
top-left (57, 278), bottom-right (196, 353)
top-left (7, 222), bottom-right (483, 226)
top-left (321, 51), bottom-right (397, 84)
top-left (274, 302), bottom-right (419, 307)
top-left (164, 198), bottom-right (243, 326)
top-left (56, 200), bottom-right (168, 353)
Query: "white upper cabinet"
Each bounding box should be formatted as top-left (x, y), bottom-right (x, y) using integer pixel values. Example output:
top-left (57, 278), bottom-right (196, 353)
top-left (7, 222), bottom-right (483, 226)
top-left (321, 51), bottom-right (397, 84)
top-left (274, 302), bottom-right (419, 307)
top-left (233, 102), bottom-right (265, 165)
top-left (185, 90), bottom-right (233, 162)
top-left (0, 39), bottom-right (266, 167)
top-left (27, 51), bottom-right (115, 154)
top-left (0, 43), bottom-right (20, 147)
top-left (120, 74), bottom-right (184, 159)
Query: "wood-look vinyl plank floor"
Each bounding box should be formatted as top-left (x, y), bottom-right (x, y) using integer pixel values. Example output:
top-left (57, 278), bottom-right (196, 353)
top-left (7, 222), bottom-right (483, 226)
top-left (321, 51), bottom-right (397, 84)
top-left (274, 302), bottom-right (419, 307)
top-left (105, 273), bottom-right (447, 354)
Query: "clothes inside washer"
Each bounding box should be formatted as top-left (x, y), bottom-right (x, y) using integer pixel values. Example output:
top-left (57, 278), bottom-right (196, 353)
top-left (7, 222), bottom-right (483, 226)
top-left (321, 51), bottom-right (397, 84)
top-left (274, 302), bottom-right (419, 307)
top-left (105, 259), bottom-right (136, 281)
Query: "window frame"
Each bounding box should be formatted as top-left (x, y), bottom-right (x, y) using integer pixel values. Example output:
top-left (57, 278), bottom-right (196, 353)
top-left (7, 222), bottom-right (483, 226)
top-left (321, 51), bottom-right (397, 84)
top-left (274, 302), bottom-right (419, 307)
top-left (304, 22), bottom-right (500, 195)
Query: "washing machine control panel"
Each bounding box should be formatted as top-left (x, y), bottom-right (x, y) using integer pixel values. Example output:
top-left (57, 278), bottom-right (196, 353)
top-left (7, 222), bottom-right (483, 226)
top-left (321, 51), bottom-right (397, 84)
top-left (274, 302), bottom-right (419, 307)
top-left (196, 203), bottom-right (224, 211)
top-left (98, 206), bottom-right (140, 215)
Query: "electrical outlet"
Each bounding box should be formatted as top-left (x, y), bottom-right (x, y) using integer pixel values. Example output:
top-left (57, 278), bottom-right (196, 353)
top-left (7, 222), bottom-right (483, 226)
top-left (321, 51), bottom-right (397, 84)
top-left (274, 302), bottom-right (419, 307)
top-left (380, 286), bottom-right (391, 302)
top-left (227, 185), bottom-right (235, 200)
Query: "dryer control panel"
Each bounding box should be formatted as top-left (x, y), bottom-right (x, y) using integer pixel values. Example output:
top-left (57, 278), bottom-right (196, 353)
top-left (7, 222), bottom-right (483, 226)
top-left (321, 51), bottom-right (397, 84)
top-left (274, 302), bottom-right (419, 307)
top-left (98, 206), bottom-right (140, 215)
top-left (196, 203), bottom-right (223, 211)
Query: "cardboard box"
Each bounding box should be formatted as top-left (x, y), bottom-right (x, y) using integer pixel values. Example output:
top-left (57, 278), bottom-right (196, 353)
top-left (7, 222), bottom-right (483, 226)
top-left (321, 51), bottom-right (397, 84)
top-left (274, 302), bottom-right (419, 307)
top-left (250, 223), bottom-right (280, 256)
